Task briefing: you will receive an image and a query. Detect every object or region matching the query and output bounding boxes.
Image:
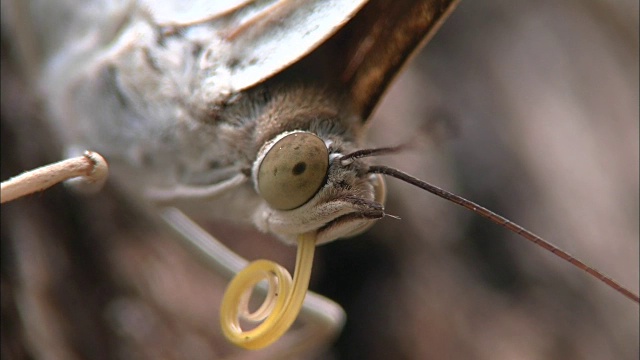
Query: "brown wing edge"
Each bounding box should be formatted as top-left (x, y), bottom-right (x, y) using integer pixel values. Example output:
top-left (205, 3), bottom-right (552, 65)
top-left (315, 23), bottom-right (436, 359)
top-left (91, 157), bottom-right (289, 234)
top-left (341, 0), bottom-right (460, 122)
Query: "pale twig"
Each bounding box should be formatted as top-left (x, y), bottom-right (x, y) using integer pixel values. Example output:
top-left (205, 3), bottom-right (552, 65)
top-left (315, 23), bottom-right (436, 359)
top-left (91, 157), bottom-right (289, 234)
top-left (1, 151), bottom-right (108, 203)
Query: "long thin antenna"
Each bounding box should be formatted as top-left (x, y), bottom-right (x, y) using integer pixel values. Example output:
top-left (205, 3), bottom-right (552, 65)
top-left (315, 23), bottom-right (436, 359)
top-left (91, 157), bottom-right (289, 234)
top-left (369, 165), bottom-right (640, 304)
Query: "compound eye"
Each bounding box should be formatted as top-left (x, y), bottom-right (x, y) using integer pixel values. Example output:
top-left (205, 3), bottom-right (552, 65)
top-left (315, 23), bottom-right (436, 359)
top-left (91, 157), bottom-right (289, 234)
top-left (257, 132), bottom-right (329, 210)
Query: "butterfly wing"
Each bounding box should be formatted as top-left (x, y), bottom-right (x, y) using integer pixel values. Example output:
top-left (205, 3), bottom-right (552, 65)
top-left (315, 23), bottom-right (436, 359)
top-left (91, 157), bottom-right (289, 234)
top-left (2, 0), bottom-right (367, 97)
top-left (339, 0), bottom-right (459, 121)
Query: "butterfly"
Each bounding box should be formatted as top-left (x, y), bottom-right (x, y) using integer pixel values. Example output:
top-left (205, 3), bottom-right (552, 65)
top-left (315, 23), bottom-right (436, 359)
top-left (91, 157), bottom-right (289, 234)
top-left (2, 0), bottom-right (636, 358)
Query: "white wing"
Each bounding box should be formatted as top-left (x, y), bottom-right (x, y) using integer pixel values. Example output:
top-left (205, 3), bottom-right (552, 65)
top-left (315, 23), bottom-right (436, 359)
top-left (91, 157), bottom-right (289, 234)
top-left (3, 0), bottom-right (368, 94)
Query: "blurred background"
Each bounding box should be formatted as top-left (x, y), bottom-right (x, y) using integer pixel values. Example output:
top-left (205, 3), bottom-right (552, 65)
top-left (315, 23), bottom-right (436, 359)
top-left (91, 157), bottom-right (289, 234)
top-left (2, 0), bottom-right (638, 359)
top-left (329, 1), bottom-right (639, 359)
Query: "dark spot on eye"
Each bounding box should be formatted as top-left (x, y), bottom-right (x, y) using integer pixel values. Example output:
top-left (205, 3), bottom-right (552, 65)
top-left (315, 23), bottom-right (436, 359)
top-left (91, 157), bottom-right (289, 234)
top-left (292, 162), bottom-right (306, 175)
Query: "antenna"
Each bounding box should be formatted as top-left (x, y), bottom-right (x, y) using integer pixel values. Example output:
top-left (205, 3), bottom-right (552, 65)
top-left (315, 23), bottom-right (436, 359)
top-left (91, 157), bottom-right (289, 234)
top-left (368, 165), bottom-right (640, 304)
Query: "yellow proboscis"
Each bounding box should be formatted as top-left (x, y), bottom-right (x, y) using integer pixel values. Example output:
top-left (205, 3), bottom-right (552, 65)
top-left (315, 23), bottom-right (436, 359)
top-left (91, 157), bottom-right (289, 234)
top-left (220, 232), bottom-right (316, 350)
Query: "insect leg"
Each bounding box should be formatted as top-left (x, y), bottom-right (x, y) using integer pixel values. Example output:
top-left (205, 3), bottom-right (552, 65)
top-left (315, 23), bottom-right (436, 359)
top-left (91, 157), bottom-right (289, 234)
top-left (145, 173), bottom-right (248, 203)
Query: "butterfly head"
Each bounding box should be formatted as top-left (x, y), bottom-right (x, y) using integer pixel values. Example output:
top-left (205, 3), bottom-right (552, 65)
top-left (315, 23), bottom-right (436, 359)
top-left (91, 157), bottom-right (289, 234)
top-left (251, 130), bottom-right (386, 244)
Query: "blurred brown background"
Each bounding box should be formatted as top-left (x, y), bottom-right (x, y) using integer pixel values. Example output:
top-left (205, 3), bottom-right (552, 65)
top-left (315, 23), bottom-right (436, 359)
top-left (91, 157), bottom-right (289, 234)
top-left (2, 0), bottom-right (638, 359)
